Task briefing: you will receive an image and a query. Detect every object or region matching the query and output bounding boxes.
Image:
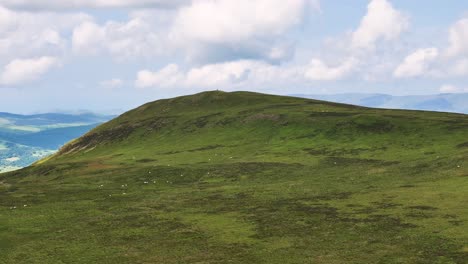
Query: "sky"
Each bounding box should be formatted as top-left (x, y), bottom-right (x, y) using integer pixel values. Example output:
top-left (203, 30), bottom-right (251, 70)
top-left (0, 0), bottom-right (467, 114)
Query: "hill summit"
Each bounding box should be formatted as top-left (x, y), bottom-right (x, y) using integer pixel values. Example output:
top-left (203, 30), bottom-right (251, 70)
top-left (1, 91), bottom-right (467, 263)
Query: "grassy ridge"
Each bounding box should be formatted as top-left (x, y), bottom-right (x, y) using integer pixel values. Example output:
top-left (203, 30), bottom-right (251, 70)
top-left (1, 91), bottom-right (467, 263)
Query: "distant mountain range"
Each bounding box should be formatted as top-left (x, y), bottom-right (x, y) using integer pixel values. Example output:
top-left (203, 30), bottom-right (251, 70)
top-left (292, 93), bottom-right (468, 114)
top-left (0, 112), bottom-right (114, 172)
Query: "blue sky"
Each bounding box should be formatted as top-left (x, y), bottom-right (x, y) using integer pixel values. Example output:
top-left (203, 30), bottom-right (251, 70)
top-left (0, 0), bottom-right (467, 114)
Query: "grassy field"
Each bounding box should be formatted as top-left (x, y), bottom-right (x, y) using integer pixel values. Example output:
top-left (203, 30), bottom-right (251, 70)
top-left (0, 91), bottom-right (467, 263)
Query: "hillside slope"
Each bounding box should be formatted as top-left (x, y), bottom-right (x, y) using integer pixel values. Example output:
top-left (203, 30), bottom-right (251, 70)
top-left (1, 91), bottom-right (467, 263)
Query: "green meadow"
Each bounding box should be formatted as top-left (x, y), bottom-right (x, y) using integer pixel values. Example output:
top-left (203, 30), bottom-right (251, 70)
top-left (1, 91), bottom-right (467, 263)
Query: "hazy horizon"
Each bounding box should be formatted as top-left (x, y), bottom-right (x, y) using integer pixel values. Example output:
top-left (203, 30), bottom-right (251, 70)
top-left (3, 90), bottom-right (468, 115)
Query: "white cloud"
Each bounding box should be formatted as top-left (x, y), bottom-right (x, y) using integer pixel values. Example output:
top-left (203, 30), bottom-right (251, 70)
top-left (100, 78), bottom-right (124, 88)
top-left (185, 61), bottom-right (254, 87)
top-left (72, 17), bottom-right (165, 59)
top-left (2, 0), bottom-right (465, 96)
top-left (0, 0), bottom-right (189, 10)
top-left (170, 0), bottom-right (318, 63)
top-left (5, 0), bottom-right (319, 65)
top-left (304, 58), bottom-right (357, 81)
top-left (72, 22), bottom-right (106, 55)
top-left (393, 17), bottom-right (468, 79)
top-left (393, 48), bottom-right (438, 78)
top-left (65, 0), bottom-right (319, 63)
top-left (172, 0), bottom-right (312, 43)
top-left (136, 62), bottom-right (255, 89)
top-left (351, 0), bottom-right (409, 50)
top-left (439, 84), bottom-right (468, 93)
top-left (135, 60), bottom-right (304, 89)
top-left (0, 5), bottom-right (15, 32)
top-left (446, 18), bottom-right (468, 57)
top-left (0, 56), bottom-right (60, 85)
top-left (303, 0), bottom-right (409, 83)
top-left (136, 56), bottom-right (379, 91)
top-left (0, 5), bottom-right (91, 61)
top-left (136, 64), bottom-right (184, 88)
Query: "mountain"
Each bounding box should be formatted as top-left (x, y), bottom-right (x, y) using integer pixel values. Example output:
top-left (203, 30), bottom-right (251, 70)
top-left (293, 93), bottom-right (468, 114)
top-left (0, 112), bottom-right (113, 172)
top-left (1, 91), bottom-right (467, 263)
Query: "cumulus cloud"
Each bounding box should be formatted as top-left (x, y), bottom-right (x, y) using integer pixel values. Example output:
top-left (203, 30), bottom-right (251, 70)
top-left (304, 0), bottom-right (408, 83)
top-left (136, 64), bottom-right (184, 88)
top-left (72, 22), bottom-right (106, 55)
top-left (2, 0), bottom-right (466, 95)
top-left (304, 58), bottom-right (358, 81)
top-left (70, 0), bottom-right (319, 63)
top-left (0, 0), bottom-right (189, 10)
top-left (136, 57), bottom-right (361, 91)
top-left (394, 17), bottom-right (468, 79)
top-left (5, 0), bottom-right (318, 63)
top-left (393, 48), bottom-right (439, 78)
top-left (135, 60), bottom-right (303, 89)
top-left (446, 18), bottom-right (468, 57)
top-left (172, 0), bottom-right (311, 43)
top-left (435, 18), bottom-right (468, 77)
top-left (0, 56), bottom-right (60, 85)
top-left (0, 5), bottom-right (91, 61)
top-left (185, 61), bottom-right (255, 87)
top-left (170, 0), bottom-right (319, 63)
top-left (136, 61), bottom-right (254, 89)
top-left (351, 0), bottom-right (409, 50)
top-left (72, 17), bottom-right (165, 59)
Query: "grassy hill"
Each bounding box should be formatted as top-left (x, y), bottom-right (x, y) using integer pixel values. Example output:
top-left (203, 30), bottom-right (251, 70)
top-left (1, 91), bottom-right (467, 263)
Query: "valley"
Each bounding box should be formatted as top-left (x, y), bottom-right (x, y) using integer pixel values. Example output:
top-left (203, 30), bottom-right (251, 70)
top-left (0, 113), bottom-right (113, 172)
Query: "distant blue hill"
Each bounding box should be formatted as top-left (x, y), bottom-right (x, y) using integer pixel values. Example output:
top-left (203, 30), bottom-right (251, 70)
top-left (291, 93), bottom-right (468, 114)
top-left (0, 124), bottom-right (99, 149)
top-left (0, 112), bottom-right (113, 126)
top-left (0, 112), bottom-right (114, 172)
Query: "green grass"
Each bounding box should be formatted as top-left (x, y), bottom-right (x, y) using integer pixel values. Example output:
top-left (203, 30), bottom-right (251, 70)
top-left (0, 91), bottom-right (467, 263)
